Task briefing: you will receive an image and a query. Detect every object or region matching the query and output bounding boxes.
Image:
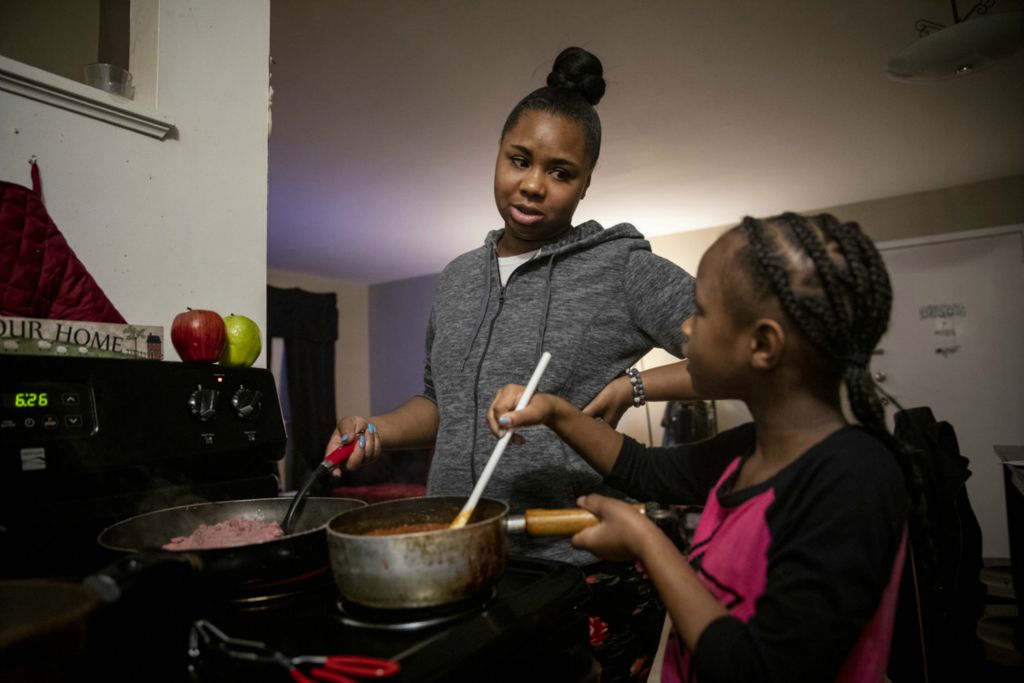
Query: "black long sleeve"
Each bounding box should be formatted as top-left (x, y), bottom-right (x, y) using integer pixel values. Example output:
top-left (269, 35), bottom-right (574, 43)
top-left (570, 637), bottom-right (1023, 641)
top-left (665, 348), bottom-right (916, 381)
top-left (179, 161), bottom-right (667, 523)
top-left (605, 423), bottom-right (755, 503)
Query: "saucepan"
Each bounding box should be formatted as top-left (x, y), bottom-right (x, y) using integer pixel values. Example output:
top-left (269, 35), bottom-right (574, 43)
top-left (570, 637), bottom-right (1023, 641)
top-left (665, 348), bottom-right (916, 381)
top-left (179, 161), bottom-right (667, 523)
top-left (326, 496), bottom-right (687, 610)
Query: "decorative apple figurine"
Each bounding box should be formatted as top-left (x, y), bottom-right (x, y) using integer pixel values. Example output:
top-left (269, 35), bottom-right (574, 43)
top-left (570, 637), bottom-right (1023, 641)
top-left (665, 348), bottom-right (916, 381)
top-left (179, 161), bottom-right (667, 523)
top-left (219, 313), bottom-right (262, 367)
top-left (171, 308), bottom-right (226, 363)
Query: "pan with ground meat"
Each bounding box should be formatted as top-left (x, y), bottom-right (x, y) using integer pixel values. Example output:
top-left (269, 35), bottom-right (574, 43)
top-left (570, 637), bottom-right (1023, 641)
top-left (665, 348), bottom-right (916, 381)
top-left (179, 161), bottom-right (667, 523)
top-left (96, 497), bottom-right (365, 596)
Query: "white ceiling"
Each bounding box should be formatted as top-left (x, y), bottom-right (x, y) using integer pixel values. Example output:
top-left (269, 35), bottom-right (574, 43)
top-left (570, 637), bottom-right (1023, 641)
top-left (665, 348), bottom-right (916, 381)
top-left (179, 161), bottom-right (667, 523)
top-left (267, 0), bottom-right (1024, 285)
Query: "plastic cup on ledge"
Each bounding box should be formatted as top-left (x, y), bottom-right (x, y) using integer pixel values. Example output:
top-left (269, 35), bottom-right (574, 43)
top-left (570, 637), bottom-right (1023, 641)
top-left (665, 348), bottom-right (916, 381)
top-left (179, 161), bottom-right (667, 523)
top-left (83, 62), bottom-right (134, 99)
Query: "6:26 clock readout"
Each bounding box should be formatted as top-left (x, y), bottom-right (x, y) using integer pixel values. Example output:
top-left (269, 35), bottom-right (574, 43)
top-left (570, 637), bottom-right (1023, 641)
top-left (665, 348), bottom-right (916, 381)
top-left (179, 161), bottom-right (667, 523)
top-left (4, 392), bottom-right (49, 408)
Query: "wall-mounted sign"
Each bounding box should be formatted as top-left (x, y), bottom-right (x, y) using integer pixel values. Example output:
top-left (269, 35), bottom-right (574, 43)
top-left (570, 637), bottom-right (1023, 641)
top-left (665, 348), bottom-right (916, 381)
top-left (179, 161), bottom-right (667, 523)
top-left (919, 303), bottom-right (966, 357)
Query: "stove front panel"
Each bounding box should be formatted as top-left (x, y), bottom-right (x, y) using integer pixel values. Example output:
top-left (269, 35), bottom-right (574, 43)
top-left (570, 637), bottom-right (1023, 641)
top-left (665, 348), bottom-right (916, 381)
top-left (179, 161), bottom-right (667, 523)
top-left (0, 355), bottom-right (285, 577)
top-left (0, 355), bottom-right (285, 472)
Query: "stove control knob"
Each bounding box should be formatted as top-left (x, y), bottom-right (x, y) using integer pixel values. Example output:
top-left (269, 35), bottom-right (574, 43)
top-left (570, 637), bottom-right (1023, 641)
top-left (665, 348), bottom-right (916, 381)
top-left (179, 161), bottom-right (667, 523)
top-left (187, 386), bottom-right (218, 422)
top-left (231, 386), bottom-right (263, 420)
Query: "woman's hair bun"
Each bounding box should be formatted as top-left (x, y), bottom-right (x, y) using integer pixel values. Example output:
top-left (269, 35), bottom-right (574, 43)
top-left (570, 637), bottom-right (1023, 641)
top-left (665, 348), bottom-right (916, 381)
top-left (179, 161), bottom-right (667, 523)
top-left (546, 46), bottom-right (606, 106)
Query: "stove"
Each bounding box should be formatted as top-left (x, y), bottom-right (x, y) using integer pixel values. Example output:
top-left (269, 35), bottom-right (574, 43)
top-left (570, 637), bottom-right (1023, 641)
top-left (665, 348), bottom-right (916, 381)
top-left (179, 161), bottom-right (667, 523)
top-left (84, 556), bottom-right (596, 683)
top-left (2, 356), bottom-right (598, 682)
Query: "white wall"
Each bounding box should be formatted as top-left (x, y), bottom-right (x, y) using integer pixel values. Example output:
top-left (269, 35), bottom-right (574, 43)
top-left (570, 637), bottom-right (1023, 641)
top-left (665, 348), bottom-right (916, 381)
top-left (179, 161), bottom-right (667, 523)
top-left (0, 0), bottom-right (271, 365)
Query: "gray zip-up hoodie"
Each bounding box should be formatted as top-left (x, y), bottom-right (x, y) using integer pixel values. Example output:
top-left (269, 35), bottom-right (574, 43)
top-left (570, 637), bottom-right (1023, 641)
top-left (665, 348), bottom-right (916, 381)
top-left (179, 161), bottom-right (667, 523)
top-left (423, 220), bottom-right (695, 563)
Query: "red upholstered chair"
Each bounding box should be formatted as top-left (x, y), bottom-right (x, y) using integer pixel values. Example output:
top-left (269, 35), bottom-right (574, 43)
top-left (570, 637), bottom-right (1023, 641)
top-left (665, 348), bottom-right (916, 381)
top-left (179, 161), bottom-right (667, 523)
top-left (328, 482), bottom-right (427, 504)
top-left (329, 448), bottom-right (432, 503)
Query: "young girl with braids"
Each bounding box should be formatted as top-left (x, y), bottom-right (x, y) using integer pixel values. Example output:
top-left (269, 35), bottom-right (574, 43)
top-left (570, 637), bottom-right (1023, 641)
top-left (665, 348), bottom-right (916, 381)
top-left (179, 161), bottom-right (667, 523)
top-left (489, 212), bottom-right (911, 682)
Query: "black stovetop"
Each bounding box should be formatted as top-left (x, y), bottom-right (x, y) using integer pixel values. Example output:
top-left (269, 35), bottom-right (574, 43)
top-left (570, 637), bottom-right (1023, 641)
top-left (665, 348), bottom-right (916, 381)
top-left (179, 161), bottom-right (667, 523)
top-left (87, 557), bottom-right (595, 683)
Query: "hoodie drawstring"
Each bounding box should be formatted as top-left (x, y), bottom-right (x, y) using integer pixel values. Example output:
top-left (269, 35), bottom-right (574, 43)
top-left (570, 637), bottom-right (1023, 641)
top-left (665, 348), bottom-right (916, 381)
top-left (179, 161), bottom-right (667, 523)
top-left (534, 253), bottom-right (557, 360)
top-left (460, 250), bottom-right (495, 371)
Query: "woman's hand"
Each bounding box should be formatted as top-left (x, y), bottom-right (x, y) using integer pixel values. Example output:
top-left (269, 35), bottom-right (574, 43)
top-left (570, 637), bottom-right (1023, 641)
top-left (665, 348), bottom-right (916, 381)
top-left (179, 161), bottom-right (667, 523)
top-left (584, 362), bottom-right (701, 427)
top-left (581, 375), bottom-right (632, 427)
top-left (325, 416), bottom-right (381, 471)
top-left (323, 397), bottom-right (439, 474)
top-left (570, 494), bottom-right (656, 561)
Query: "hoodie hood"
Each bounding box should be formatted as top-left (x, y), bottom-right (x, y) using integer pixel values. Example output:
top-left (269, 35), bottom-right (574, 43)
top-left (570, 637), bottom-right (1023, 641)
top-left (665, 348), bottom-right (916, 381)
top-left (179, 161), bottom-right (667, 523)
top-left (482, 219), bottom-right (648, 257)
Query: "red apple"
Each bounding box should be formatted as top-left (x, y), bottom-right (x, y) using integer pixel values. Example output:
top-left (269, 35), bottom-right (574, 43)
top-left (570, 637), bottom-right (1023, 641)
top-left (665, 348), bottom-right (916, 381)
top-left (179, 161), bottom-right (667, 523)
top-left (171, 308), bottom-right (226, 363)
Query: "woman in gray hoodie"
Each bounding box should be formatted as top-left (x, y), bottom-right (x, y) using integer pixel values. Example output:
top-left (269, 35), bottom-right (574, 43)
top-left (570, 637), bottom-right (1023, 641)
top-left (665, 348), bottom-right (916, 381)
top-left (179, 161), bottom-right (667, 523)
top-left (327, 46), bottom-right (697, 561)
top-left (326, 45), bottom-right (698, 683)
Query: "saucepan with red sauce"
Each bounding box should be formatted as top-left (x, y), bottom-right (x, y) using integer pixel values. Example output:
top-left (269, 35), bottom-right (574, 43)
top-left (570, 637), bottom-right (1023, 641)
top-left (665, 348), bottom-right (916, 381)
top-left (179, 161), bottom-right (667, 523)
top-left (326, 496), bottom-right (626, 610)
top-left (327, 497), bottom-right (508, 610)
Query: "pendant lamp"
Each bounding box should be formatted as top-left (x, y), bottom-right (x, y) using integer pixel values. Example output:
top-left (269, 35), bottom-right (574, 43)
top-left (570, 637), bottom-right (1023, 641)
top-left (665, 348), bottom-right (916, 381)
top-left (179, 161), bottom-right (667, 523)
top-left (885, 1), bottom-right (1024, 82)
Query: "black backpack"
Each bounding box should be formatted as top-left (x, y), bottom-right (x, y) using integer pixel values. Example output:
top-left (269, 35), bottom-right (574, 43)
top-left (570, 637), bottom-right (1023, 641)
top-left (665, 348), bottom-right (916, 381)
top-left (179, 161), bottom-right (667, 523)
top-left (888, 407), bottom-right (986, 683)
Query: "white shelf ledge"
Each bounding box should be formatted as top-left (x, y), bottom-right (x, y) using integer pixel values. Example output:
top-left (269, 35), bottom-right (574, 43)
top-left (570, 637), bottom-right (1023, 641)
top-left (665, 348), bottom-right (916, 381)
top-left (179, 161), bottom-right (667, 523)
top-left (0, 56), bottom-right (175, 140)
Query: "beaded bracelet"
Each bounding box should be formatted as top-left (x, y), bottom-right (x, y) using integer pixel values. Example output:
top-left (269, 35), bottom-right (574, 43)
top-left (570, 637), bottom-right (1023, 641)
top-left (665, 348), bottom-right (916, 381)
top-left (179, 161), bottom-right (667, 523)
top-left (626, 368), bottom-right (646, 407)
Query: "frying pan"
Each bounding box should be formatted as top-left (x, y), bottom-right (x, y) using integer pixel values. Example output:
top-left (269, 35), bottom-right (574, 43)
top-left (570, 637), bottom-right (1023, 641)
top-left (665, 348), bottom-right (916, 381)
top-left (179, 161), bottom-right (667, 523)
top-left (96, 496), bottom-right (365, 598)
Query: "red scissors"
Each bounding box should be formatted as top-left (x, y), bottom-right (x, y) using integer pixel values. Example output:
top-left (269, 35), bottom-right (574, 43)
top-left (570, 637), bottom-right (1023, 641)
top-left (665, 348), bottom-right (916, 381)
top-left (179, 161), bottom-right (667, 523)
top-left (273, 652), bottom-right (400, 683)
top-left (190, 619), bottom-right (400, 683)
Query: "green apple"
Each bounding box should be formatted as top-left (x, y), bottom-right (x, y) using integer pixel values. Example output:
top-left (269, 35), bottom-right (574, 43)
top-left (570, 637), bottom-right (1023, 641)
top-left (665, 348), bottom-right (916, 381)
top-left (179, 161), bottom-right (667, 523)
top-left (219, 314), bottom-right (262, 367)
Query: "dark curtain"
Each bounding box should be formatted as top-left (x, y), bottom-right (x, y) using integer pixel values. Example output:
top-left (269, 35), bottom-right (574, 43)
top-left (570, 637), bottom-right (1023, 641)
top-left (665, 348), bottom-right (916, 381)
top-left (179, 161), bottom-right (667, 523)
top-left (267, 286), bottom-right (338, 488)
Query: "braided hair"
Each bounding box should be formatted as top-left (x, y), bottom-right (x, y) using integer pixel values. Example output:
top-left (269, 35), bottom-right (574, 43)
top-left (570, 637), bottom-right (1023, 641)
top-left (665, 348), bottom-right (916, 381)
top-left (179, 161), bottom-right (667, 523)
top-left (501, 46), bottom-right (605, 168)
top-left (737, 212), bottom-right (934, 577)
top-left (738, 212), bottom-right (891, 428)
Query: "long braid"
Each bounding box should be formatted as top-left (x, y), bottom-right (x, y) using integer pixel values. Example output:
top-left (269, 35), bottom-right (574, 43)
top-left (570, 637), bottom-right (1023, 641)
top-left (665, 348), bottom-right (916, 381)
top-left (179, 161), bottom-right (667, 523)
top-left (740, 212), bottom-right (934, 580)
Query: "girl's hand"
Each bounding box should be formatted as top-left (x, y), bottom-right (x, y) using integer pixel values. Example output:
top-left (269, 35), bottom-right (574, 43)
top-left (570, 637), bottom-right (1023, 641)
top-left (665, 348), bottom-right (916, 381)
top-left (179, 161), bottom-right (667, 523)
top-left (486, 384), bottom-right (560, 443)
top-left (325, 416), bottom-right (381, 471)
top-left (570, 494), bottom-right (655, 561)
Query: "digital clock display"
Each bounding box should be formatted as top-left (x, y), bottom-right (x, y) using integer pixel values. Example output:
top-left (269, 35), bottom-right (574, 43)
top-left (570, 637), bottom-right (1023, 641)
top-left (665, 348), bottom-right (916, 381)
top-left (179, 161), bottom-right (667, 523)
top-left (2, 391), bottom-right (50, 409)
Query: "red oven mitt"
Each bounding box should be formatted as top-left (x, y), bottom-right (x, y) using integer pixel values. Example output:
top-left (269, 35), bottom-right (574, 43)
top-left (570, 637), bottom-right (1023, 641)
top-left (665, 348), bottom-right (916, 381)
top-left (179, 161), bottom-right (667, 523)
top-left (0, 161), bottom-right (125, 323)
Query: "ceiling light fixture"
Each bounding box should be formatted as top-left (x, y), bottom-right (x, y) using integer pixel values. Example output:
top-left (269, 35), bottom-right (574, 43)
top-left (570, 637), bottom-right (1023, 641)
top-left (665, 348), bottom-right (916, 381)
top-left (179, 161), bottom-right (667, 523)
top-left (885, 0), bottom-right (1024, 81)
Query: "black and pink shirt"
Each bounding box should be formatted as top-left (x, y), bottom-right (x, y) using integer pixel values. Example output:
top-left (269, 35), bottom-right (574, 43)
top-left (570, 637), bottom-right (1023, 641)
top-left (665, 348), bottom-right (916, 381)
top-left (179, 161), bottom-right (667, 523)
top-left (606, 424), bottom-right (908, 683)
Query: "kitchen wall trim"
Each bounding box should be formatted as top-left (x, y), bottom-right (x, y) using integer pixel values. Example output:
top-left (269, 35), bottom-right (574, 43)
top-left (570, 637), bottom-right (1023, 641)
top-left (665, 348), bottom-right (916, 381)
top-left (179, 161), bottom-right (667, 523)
top-left (874, 223), bottom-right (1024, 257)
top-left (0, 55), bottom-right (173, 140)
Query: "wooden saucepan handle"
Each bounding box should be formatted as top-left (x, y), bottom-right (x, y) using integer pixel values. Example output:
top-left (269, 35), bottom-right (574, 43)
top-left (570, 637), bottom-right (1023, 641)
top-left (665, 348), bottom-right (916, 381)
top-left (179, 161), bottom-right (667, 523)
top-left (514, 503), bottom-right (647, 536)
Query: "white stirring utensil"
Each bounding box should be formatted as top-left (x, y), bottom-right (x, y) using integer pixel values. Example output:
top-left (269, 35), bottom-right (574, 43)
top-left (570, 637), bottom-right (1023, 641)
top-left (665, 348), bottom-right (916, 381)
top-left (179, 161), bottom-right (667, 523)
top-left (449, 351), bottom-right (552, 530)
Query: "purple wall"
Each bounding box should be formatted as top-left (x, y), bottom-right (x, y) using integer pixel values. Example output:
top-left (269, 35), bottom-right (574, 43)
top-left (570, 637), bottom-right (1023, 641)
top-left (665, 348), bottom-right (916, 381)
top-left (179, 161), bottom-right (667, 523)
top-left (368, 272), bottom-right (439, 415)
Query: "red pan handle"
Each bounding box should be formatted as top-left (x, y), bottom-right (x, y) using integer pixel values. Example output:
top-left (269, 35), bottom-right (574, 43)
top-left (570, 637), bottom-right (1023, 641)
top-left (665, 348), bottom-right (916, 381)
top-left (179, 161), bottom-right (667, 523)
top-left (282, 441), bottom-right (360, 535)
top-left (322, 441), bottom-right (357, 469)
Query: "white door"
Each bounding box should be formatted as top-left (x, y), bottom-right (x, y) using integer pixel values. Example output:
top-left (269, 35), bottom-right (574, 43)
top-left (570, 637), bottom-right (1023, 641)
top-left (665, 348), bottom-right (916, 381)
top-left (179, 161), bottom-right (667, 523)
top-left (875, 225), bottom-right (1024, 559)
